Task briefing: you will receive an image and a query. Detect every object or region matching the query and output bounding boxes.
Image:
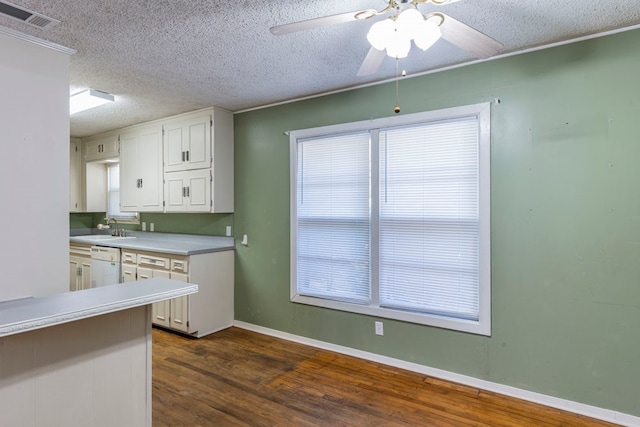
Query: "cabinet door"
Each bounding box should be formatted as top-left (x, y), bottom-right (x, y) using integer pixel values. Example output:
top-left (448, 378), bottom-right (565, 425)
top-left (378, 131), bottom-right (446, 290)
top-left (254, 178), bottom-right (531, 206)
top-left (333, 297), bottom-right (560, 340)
top-left (119, 131), bottom-right (139, 211)
top-left (164, 123), bottom-right (185, 172)
top-left (138, 126), bottom-right (163, 211)
top-left (140, 267), bottom-right (171, 328)
top-left (69, 257), bottom-right (80, 291)
top-left (164, 173), bottom-right (188, 212)
top-left (120, 124), bottom-right (164, 212)
top-left (85, 162), bottom-right (107, 212)
top-left (163, 111), bottom-right (211, 173)
top-left (80, 259), bottom-right (92, 291)
top-left (186, 169), bottom-right (210, 212)
top-left (164, 169), bottom-right (211, 213)
top-left (84, 135), bottom-right (119, 161)
top-left (170, 272), bottom-right (190, 332)
top-left (69, 140), bottom-right (82, 212)
top-left (69, 256), bottom-right (92, 291)
top-left (122, 264), bottom-right (137, 283)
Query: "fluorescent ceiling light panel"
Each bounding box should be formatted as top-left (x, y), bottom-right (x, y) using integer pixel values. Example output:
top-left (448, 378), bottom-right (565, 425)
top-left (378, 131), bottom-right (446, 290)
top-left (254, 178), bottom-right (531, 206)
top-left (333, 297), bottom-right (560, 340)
top-left (70, 89), bottom-right (115, 115)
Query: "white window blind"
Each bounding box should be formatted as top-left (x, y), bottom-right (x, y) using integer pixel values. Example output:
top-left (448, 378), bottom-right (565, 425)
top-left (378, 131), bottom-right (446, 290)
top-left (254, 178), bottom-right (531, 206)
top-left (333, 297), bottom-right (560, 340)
top-left (291, 103), bottom-right (490, 335)
top-left (296, 132), bottom-right (371, 304)
top-left (379, 119), bottom-right (480, 320)
top-left (107, 164), bottom-right (136, 220)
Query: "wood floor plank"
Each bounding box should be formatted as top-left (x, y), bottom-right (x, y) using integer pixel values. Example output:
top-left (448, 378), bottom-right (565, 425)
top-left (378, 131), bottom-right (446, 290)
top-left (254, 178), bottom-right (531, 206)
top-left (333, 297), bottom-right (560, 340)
top-left (152, 327), bottom-right (621, 427)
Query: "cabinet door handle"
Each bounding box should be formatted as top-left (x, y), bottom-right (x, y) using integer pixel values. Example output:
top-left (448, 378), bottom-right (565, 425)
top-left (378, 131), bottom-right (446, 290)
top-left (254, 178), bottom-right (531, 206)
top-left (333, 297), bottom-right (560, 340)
top-left (186, 150), bottom-right (189, 162)
top-left (182, 151), bottom-right (185, 162)
top-left (182, 187), bottom-right (186, 197)
top-left (136, 179), bottom-right (140, 188)
top-left (186, 186), bottom-right (190, 197)
top-left (140, 178), bottom-right (143, 188)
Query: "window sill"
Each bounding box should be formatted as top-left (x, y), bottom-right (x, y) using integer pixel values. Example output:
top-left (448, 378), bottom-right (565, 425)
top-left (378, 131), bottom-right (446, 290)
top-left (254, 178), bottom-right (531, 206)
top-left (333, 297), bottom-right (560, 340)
top-left (291, 293), bottom-right (491, 336)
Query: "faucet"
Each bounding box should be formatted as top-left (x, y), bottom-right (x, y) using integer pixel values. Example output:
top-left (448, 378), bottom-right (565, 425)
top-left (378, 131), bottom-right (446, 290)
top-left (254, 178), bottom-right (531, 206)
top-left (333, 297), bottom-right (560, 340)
top-left (97, 217), bottom-right (122, 236)
top-left (106, 217), bottom-right (119, 236)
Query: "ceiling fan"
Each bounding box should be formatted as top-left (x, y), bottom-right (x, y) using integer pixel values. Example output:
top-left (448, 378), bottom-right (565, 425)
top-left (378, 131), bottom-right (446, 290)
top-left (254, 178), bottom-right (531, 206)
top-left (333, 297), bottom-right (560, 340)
top-left (270, 0), bottom-right (504, 76)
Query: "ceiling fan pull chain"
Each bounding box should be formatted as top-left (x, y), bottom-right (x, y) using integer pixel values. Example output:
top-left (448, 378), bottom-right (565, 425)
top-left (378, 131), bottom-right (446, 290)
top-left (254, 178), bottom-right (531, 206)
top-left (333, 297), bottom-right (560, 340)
top-left (394, 58), bottom-right (401, 114)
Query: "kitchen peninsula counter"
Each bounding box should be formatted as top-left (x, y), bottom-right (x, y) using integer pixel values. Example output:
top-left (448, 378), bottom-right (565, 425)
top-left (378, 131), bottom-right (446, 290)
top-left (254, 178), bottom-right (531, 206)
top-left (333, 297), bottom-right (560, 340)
top-left (0, 279), bottom-right (195, 427)
top-left (0, 279), bottom-right (197, 337)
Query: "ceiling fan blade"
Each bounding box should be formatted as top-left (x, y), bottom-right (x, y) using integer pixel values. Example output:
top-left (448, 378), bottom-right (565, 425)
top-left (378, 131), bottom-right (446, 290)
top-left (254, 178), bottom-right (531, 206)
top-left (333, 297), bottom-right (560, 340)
top-left (436, 13), bottom-right (504, 59)
top-left (357, 47), bottom-right (386, 76)
top-left (270, 10), bottom-right (375, 35)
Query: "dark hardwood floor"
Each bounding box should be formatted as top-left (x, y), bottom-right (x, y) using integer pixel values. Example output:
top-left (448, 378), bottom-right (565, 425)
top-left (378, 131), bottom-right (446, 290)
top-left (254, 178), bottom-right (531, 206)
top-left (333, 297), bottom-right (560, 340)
top-left (152, 327), bottom-right (619, 427)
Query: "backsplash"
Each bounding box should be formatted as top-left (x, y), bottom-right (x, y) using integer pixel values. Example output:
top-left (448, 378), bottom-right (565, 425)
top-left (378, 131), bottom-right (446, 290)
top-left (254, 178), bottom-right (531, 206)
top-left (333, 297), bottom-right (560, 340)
top-left (70, 212), bottom-right (234, 237)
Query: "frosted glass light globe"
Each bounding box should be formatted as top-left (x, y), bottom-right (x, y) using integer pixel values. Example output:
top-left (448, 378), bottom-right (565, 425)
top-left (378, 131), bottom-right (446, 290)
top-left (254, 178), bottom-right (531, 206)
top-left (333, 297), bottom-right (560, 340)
top-left (367, 18), bottom-right (395, 51)
top-left (385, 28), bottom-right (411, 58)
top-left (396, 8), bottom-right (425, 40)
top-left (414, 19), bottom-right (441, 51)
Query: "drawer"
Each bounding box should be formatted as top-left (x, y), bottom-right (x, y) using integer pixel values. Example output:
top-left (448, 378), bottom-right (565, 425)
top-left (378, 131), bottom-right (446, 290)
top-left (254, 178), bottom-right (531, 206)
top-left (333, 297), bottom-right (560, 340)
top-left (69, 244), bottom-right (91, 257)
top-left (122, 251), bottom-right (137, 264)
top-left (138, 254), bottom-right (170, 269)
top-left (171, 259), bottom-right (189, 274)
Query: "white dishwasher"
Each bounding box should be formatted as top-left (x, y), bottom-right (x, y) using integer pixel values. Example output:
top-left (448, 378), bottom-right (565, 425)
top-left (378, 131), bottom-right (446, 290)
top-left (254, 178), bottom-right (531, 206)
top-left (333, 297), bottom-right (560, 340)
top-left (91, 246), bottom-right (121, 287)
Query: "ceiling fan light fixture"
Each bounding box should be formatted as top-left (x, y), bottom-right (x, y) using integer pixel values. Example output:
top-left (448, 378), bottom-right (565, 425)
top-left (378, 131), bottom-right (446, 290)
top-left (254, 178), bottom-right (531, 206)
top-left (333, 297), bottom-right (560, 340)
top-left (386, 29), bottom-right (411, 58)
top-left (366, 18), bottom-right (395, 51)
top-left (366, 8), bottom-right (443, 60)
top-left (355, 9), bottom-right (377, 20)
top-left (396, 8), bottom-right (424, 39)
top-left (414, 20), bottom-right (441, 50)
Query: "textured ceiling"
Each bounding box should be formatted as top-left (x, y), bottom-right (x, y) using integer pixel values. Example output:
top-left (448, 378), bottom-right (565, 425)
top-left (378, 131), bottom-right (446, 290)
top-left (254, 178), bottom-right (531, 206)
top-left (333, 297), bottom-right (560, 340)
top-left (1, 0), bottom-right (640, 138)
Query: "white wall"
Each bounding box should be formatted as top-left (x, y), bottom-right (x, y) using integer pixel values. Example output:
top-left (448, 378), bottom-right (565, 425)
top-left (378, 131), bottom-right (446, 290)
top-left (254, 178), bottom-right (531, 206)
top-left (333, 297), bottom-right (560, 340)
top-left (0, 29), bottom-right (72, 300)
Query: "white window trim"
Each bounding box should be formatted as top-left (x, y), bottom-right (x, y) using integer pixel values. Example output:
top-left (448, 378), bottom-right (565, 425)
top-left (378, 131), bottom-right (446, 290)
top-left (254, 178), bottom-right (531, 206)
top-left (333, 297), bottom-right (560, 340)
top-left (290, 103), bottom-right (491, 336)
top-left (106, 163), bottom-right (140, 224)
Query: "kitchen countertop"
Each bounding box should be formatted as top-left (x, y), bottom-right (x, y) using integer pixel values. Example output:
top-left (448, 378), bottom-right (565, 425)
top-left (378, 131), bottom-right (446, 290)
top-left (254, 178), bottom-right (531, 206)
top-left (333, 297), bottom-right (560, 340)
top-left (70, 230), bottom-right (235, 255)
top-left (0, 278), bottom-right (197, 337)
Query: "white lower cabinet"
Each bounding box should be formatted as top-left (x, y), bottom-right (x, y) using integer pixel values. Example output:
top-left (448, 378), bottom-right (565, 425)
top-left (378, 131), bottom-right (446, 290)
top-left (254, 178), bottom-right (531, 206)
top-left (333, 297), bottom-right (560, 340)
top-left (121, 249), bottom-right (233, 336)
top-left (69, 244), bottom-right (92, 292)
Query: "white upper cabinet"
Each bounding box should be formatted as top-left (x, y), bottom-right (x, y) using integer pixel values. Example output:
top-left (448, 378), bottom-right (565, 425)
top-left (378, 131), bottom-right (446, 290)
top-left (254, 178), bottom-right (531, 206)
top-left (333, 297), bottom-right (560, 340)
top-left (120, 123), bottom-right (164, 212)
top-left (164, 168), bottom-right (212, 212)
top-left (83, 134), bottom-right (119, 161)
top-left (163, 107), bottom-right (234, 213)
top-left (74, 107), bottom-right (233, 215)
top-left (163, 111), bottom-right (212, 172)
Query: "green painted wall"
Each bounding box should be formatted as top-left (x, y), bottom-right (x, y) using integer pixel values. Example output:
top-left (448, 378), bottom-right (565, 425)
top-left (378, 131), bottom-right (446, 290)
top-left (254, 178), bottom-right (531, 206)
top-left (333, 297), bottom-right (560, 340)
top-left (233, 29), bottom-right (640, 416)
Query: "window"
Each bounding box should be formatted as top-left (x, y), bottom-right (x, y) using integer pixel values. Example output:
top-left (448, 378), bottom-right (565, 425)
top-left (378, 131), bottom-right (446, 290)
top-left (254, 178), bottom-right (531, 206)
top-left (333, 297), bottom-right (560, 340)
top-left (107, 164), bottom-right (138, 222)
top-left (290, 103), bottom-right (491, 335)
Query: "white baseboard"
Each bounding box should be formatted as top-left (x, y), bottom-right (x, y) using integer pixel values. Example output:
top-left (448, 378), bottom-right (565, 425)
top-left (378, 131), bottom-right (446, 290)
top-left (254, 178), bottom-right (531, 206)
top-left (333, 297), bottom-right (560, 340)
top-left (233, 320), bottom-right (638, 427)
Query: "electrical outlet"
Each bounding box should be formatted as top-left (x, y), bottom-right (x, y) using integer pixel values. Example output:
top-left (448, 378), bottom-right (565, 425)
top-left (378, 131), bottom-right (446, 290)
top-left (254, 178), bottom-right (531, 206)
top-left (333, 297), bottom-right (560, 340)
top-left (150, 223), bottom-right (154, 232)
top-left (375, 321), bottom-right (384, 336)
top-left (226, 226), bottom-right (232, 236)
top-left (141, 222), bottom-right (146, 231)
